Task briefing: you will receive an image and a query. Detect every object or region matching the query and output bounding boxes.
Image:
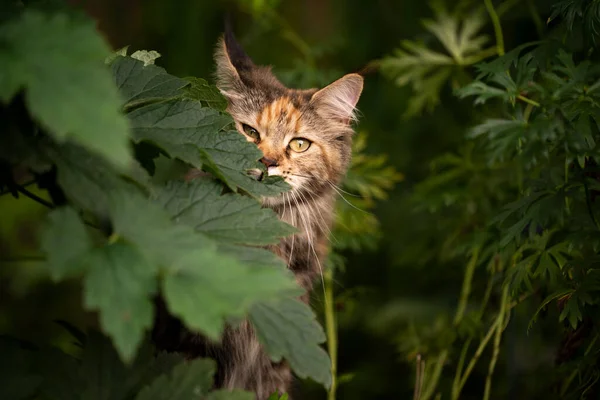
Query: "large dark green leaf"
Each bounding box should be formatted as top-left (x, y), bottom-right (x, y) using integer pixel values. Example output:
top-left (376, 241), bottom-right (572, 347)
top-left (49, 143), bottom-right (148, 216)
top-left (184, 77), bottom-right (228, 111)
top-left (83, 242), bottom-right (157, 363)
top-left (135, 358), bottom-right (215, 400)
top-left (111, 56), bottom-right (188, 108)
top-left (163, 245), bottom-right (298, 340)
top-left (128, 99), bottom-right (232, 168)
top-left (249, 298), bottom-right (332, 388)
top-left (154, 178), bottom-right (295, 245)
top-left (0, 11), bottom-right (131, 168)
top-left (40, 206), bottom-right (92, 280)
top-left (128, 99), bottom-right (289, 197)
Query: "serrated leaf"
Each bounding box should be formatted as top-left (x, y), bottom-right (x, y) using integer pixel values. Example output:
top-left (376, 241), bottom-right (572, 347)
top-left (130, 50), bottom-right (161, 66)
top-left (184, 77), bottom-right (228, 111)
top-left (107, 190), bottom-right (214, 267)
top-left (135, 358), bottom-right (215, 400)
top-left (49, 143), bottom-right (148, 216)
top-left (128, 98), bottom-right (289, 196)
top-left (112, 56), bottom-right (188, 107)
top-left (163, 246), bottom-right (298, 340)
top-left (0, 11), bottom-right (132, 168)
top-left (197, 131), bottom-right (290, 197)
top-left (218, 243), bottom-right (288, 270)
top-left (40, 206), bottom-right (92, 280)
top-left (73, 332), bottom-right (184, 400)
top-left (249, 297), bottom-right (332, 388)
top-left (154, 178), bottom-right (295, 245)
top-left (83, 242), bottom-right (157, 363)
top-left (128, 99), bottom-right (232, 167)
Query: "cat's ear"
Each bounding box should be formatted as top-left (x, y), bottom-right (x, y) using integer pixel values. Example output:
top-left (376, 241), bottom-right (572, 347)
top-left (214, 25), bottom-right (255, 97)
top-left (310, 73), bottom-right (363, 123)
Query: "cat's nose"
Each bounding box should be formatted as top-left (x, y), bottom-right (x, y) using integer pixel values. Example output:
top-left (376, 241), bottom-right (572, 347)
top-left (260, 157), bottom-right (278, 168)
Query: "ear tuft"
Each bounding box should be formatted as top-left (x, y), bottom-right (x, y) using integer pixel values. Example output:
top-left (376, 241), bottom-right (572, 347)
top-left (214, 24), bottom-right (254, 95)
top-left (310, 73), bottom-right (364, 123)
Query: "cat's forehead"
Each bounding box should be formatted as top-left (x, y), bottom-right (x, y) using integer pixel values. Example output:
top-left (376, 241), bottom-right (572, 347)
top-left (255, 96), bottom-right (304, 133)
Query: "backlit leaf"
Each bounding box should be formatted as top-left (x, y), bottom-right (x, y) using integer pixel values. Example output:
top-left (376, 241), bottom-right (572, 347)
top-left (0, 10), bottom-right (132, 168)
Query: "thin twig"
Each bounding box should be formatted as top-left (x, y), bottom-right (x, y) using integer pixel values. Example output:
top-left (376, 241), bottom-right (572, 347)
top-left (324, 268), bottom-right (338, 400)
top-left (454, 316), bottom-right (501, 398)
top-left (454, 246), bottom-right (481, 325)
top-left (497, 0), bottom-right (521, 17)
top-left (518, 94), bottom-right (541, 107)
top-left (483, 285), bottom-right (510, 400)
top-left (16, 186), bottom-right (54, 208)
top-left (413, 354), bottom-right (424, 400)
top-left (484, 0), bottom-right (505, 56)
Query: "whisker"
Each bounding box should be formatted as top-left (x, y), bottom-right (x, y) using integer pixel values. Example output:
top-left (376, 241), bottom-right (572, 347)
top-left (328, 182), bottom-right (369, 213)
top-left (326, 179), bottom-right (362, 197)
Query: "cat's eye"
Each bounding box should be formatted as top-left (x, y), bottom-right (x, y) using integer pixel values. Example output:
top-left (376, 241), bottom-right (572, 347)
top-left (242, 124), bottom-right (260, 141)
top-left (288, 138), bottom-right (311, 153)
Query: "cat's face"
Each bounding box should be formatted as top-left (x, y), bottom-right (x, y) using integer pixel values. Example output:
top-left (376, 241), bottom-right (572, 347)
top-left (214, 30), bottom-right (363, 207)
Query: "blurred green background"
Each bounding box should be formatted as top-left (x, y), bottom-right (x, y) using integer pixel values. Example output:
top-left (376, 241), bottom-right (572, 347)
top-left (1, 0), bottom-right (565, 399)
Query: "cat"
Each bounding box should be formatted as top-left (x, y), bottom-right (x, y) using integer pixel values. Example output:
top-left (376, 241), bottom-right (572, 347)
top-left (152, 27), bottom-right (363, 399)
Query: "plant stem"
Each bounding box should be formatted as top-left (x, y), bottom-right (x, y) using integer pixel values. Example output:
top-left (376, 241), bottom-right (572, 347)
top-left (454, 246), bottom-right (480, 325)
top-left (518, 95), bottom-right (541, 107)
top-left (453, 316), bottom-right (502, 399)
top-left (484, 0), bottom-right (505, 56)
top-left (324, 268), bottom-right (337, 400)
top-left (483, 285), bottom-right (510, 400)
top-left (420, 351), bottom-right (448, 400)
top-left (16, 185), bottom-right (54, 208)
top-left (452, 339), bottom-right (472, 396)
top-left (497, 0), bottom-right (521, 17)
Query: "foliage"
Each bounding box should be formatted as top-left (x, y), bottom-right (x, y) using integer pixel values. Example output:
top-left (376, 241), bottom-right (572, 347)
top-left (380, 0), bottom-right (600, 398)
top-left (0, 2), bottom-right (343, 398)
top-left (379, 1), bottom-right (496, 117)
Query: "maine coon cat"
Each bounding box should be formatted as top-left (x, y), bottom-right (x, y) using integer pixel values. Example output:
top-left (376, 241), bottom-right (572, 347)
top-left (152, 28), bottom-right (363, 399)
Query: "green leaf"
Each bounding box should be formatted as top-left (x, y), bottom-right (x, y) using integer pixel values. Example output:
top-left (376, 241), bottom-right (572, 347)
top-left (49, 144), bottom-right (148, 216)
top-left (107, 190), bottom-right (212, 267)
top-left (111, 56), bottom-right (188, 108)
top-left (154, 178), bottom-right (295, 245)
top-left (128, 99), bottom-right (232, 167)
top-left (249, 297), bottom-right (332, 388)
top-left (379, 5), bottom-right (490, 116)
top-left (40, 206), bottom-right (92, 280)
top-left (197, 130), bottom-right (290, 197)
top-left (67, 331), bottom-right (183, 400)
top-left (83, 242), bottom-right (157, 363)
top-left (528, 288), bottom-right (574, 332)
top-left (0, 11), bottom-right (132, 168)
top-left (205, 390), bottom-right (255, 400)
top-left (130, 50), bottom-right (161, 66)
top-left (163, 245), bottom-right (298, 340)
top-left (128, 98), bottom-right (289, 196)
top-left (135, 358), bottom-right (215, 400)
top-left (184, 77), bottom-right (228, 111)
top-left (218, 243), bottom-right (288, 270)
